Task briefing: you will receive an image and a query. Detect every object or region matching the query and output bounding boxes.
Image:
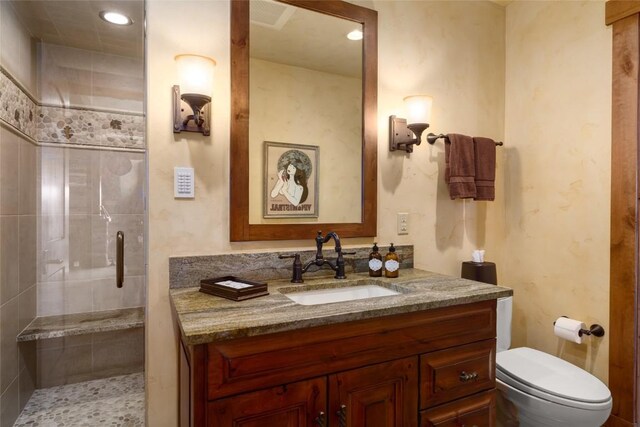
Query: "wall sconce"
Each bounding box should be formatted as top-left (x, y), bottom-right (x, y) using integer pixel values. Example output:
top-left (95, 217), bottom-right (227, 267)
top-left (173, 54), bottom-right (216, 136)
top-left (389, 95), bottom-right (433, 153)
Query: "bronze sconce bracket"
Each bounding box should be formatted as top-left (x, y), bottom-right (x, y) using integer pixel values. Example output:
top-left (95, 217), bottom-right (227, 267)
top-left (173, 85), bottom-right (211, 136)
top-left (389, 115), bottom-right (429, 153)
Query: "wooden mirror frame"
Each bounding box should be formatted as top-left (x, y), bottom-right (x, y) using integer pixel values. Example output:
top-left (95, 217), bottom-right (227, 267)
top-left (230, 0), bottom-right (378, 241)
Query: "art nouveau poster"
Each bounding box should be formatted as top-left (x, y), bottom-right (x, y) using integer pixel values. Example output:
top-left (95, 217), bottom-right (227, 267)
top-left (264, 141), bottom-right (319, 218)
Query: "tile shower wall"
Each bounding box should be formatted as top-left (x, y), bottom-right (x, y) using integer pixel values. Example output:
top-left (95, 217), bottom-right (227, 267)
top-left (36, 329), bottom-right (144, 389)
top-left (0, 127), bottom-right (38, 425)
top-left (1, 42), bottom-right (145, 150)
top-left (39, 43), bottom-right (143, 113)
top-left (36, 43), bottom-right (144, 149)
top-left (1, 1), bottom-right (38, 424)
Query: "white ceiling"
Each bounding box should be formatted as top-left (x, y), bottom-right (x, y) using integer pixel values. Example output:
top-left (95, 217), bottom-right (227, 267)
top-left (9, 0), bottom-right (508, 69)
top-left (9, 0), bottom-right (144, 58)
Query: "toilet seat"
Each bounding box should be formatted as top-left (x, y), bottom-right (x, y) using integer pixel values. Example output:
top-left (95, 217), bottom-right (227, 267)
top-left (496, 347), bottom-right (611, 411)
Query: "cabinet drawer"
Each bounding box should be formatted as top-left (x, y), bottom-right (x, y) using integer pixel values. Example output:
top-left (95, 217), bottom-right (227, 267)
top-left (420, 340), bottom-right (495, 408)
top-left (420, 391), bottom-right (495, 427)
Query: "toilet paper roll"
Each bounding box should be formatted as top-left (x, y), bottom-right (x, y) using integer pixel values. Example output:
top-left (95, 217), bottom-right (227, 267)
top-left (554, 317), bottom-right (586, 344)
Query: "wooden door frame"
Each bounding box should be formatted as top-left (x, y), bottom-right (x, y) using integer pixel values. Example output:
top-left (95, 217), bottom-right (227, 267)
top-left (606, 2), bottom-right (640, 426)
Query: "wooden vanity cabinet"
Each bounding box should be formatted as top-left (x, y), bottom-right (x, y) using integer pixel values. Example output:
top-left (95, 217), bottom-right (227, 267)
top-left (179, 300), bottom-right (497, 427)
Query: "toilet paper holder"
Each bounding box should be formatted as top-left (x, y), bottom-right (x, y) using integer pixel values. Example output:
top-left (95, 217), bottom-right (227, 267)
top-left (553, 316), bottom-right (605, 338)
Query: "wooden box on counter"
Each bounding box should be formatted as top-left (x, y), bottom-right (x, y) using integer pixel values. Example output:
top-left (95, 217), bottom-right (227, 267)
top-left (178, 299), bottom-right (497, 427)
top-left (199, 276), bottom-right (268, 301)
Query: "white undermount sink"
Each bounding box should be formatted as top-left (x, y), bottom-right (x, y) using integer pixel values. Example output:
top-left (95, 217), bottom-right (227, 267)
top-left (283, 284), bottom-right (400, 306)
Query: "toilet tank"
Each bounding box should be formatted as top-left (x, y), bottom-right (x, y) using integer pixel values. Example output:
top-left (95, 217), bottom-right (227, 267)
top-left (497, 296), bottom-right (512, 352)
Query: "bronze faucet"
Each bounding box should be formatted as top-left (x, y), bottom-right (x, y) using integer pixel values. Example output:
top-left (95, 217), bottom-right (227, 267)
top-left (279, 231), bottom-right (355, 283)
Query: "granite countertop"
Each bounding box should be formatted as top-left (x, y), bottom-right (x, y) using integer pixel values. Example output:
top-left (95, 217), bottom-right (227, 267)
top-left (170, 268), bottom-right (513, 346)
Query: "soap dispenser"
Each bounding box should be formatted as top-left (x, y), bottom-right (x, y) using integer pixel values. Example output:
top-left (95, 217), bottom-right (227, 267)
top-left (368, 243), bottom-right (383, 277)
top-left (384, 243), bottom-right (400, 278)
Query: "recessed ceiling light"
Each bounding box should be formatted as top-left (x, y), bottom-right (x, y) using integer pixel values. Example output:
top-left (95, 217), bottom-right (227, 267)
top-left (99, 11), bottom-right (133, 26)
top-left (347, 29), bottom-right (363, 41)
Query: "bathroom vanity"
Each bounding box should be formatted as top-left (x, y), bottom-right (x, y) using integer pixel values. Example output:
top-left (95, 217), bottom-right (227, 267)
top-left (171, 269), bottom-right (512, 427)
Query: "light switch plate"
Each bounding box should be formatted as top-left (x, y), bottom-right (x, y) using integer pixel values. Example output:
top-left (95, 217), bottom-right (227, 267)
top-left (174, 167), bottom-right (194, 198)
top-left (397, 212), bottom-right (409, 235)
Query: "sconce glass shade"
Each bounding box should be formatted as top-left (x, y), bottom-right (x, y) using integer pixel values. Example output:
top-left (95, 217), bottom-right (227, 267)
top-left (173, 54), bottom-right (216, 136)
top-left (175, 54), bottom-right (216, 96)
top-left (403, 95), bottom-right (433, 125)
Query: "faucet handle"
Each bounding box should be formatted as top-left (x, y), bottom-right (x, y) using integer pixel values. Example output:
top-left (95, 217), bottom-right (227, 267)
top-left (279, 253), bottom-right (303, 283)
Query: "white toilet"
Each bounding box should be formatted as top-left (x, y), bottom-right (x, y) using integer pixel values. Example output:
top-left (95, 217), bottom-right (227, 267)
top-left (496, 297), bottom-right (612, 427)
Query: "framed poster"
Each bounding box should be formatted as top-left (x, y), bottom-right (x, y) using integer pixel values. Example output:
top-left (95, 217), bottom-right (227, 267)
top-left (264, 141), bottom-right (319, 218)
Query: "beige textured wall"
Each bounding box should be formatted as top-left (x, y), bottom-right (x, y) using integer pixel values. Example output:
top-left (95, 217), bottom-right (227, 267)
top-left (146, 0), bottom-right (504, 424)
top-left (493, 0), bottom-right (611, 382)
top-left (249, 58), bottom-right (362, 224)
top-left (375, 0), bottom-right (505, 275)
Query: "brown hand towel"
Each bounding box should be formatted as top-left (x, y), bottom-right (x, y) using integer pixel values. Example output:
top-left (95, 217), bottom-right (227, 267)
top-left (473, 136), bottom-right (496, 201)
top-left (445, 133), bottom-right (476, 199)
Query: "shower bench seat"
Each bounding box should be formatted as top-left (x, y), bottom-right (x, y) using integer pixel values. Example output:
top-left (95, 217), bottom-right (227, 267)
top-left (16, 306), bottom-right (145, 342)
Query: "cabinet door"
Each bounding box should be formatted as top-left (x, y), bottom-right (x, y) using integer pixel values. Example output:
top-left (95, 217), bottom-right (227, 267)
top-left (329, 357), bottom-right (418, 427)
top-left (208, 377), bottom-right (326, 427)
top-left (420, 391), bottom-right (495, 427)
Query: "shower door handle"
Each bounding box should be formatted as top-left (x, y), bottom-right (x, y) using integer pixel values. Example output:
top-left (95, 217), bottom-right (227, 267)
top-left (116, 231), bottom-right (124, 288)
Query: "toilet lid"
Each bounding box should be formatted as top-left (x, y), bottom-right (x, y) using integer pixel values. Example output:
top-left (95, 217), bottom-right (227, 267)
top-left (496, 347), bottom-right (611, 406)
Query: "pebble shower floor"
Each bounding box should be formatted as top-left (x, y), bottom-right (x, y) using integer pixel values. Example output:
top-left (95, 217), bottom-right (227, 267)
top-left (13, 373), bottom-right (144, 426)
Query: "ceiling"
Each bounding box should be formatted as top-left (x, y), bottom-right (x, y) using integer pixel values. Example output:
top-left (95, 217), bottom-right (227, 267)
top-left (9, 0), bottom-right (144, 58)
top-left (250, 0), bottom-right (363, 79)
top-left (9, 0), bottom-right (508, 68)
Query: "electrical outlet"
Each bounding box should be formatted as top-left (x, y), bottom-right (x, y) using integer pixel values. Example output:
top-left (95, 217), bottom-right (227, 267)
top-left (397, 212), bottom-right (409, 235)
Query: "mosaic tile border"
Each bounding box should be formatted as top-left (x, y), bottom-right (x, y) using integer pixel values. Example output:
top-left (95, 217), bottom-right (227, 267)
top-left (0, 68), bottom-right (38, 140)
top-left (37, 105), bottom-right (145, 149)
top-left (0, 66), bottom-right (145, 150)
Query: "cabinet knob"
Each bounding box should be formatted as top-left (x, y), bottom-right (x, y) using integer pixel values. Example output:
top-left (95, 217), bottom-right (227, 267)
top-left (314, 411), bottom-right (325, 427)
top-left (337, 404), bottom-right (347, 427)
top-left (459, 371), bottom-right (479, 382)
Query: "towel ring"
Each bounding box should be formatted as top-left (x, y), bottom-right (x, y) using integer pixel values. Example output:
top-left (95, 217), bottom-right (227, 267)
top-left (426, 133), bottom-right (504, 146)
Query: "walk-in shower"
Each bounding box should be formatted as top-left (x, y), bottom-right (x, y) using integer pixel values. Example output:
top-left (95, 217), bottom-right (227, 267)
top-left (0, 1), bottom-right (146, 425)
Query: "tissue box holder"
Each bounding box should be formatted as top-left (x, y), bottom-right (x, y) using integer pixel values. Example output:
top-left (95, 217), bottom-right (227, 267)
top-left (461, 262), bottom-right (497, 285)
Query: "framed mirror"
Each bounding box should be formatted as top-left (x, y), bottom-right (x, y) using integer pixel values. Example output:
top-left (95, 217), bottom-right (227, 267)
top-left (230, 0), bottom-right (377, 241)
